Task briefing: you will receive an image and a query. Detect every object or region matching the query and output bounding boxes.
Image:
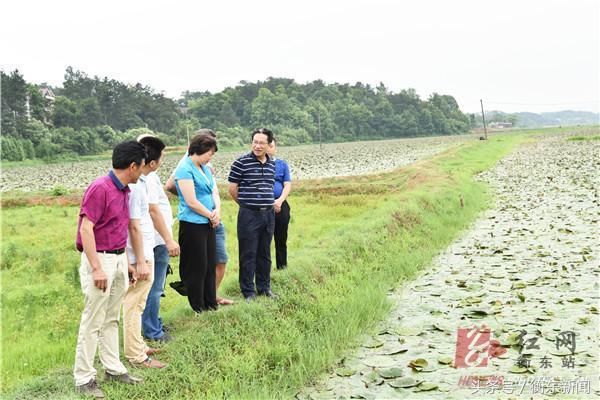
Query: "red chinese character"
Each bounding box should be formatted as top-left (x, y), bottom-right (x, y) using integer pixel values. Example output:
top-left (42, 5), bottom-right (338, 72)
top-left (455, 325), bottom-right (500, 368)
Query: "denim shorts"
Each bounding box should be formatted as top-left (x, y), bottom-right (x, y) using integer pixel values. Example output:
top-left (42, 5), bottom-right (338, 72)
top-left (215, 222), bottom-right (228, 264)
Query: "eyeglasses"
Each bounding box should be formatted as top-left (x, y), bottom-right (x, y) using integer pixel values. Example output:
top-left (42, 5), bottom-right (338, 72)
top-left (252, 140), bottom-right (268, 146)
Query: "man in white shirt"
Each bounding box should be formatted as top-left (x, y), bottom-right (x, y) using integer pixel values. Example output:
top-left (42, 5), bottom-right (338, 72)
top-left (123, 137), bottom-right (168, 368)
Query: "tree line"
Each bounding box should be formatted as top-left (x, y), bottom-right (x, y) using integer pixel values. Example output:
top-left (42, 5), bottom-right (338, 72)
top-left (1, 67), bottom-right (471, 161)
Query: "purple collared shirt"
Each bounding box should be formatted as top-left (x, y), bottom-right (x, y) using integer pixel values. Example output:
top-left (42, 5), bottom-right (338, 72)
top-left (76, 170), bottom-right (131, 252)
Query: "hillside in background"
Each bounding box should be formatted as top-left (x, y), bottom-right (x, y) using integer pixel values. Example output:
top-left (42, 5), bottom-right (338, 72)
top-left (1, 68), bottom-right (470, 161)
top-left (479, 110), bottom-right (599, 128)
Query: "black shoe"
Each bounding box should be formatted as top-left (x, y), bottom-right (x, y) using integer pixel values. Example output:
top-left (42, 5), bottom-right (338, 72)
top-left (146, 332), bottom-right (173, 343)
top-left (258, 290), bottom-right (278, 299)
top-left (245, 295), bottom-right (257, 303)
top-left (276, 265), bottom-right (287, 270)
top-left (104, 372), bottom-right (143, 385)
top-left (76, 378), bottom-right (105, 398)
top-left (169, 281), bottom-right (187, 296)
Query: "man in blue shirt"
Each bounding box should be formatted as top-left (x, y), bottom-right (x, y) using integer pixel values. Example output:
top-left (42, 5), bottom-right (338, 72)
top-left (267, 138), bottom-right (292, 269)
top-left (228, 128), bottom-right (276, 301)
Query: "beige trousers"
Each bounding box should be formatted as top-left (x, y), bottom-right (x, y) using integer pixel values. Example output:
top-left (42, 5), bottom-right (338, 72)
top-left (123, 260), bottom-right (154, 364)
top-left (74, 252), bottom-right (129, 386)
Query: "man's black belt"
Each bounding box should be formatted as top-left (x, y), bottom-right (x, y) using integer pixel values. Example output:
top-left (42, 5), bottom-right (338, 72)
top-left (240, 204), bottom-right (273, 211)
top-left (99, 248), bottom-right (125, 254)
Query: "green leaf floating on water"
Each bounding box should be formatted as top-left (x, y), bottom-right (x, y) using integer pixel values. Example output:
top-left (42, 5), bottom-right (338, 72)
top-left (567, 297), bottom-right (584, 303)
top-left (362, 337), bottom-right (384, 348)
top-left (361, 371), bottom-right (384, 386)
top-left (415, 382), bottom-right (439, 392)
top-left (377, 367), bottom-right (404, 379)
top-left (509, 365), bottom-right (529, 374)
top-left (388, 376), bottom-right (422, 388)
top-left (362, 355), bottom-right (397, 368)
top-left (378, 345), bottom-right (409, 355)
top-left (335, 367), bottom-right (356, 377)
top-left (407, 358), bottom-right (428, 371)
top-left (437, 356), bottom-right (453, 365)
top-left (577, 316), bottom-right (590, 324)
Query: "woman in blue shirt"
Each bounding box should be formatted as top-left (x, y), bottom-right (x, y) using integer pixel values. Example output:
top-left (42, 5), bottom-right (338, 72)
top-left (173, 134), bottom-right (219, 312)
top-left (267, 138), bottom-right (292, 269)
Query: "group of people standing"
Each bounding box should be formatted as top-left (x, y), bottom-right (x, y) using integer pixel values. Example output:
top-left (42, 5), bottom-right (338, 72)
top-left (73, 128), bottom-right (291, 398)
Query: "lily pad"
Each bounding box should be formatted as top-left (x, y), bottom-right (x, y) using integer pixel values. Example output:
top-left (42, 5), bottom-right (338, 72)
top-left (362, 337), bottom-right (384, 349)
top-left (378, 345), bottom-right (409, 355)
top-left (509, 365), bottom-right (529, 374)
top-left (335, 367), bottom-right (356, 377)
top-left (407, 358), bottom-right (428, 371)
top-left (362, 355), bottom-right (397, 368)
top-left (388, 376), bottom-right (422, 388)
top-left (361, 371), bottom-right (384, 387)
top-left (415, 382), bottom-right (439, 392)
top-left (377, 367), bottom-right (404, 379)
top-left (437, 356), bottom-right (453, 365)
top-left (567, 297), bottom-right (584, 303)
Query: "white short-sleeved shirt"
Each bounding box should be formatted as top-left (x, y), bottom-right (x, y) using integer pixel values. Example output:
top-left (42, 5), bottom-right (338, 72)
top-left (146, 171), bottom-right (173, 246)
top-left (126, 175), bottom-right (155, 264)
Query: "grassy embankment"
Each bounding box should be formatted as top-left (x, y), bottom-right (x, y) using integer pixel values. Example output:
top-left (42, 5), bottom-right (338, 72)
top-left (2, 133), bottom-right (526, 399)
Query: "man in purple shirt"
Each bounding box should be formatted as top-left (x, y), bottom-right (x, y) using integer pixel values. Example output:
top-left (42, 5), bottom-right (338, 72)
top-left (74, 141), bottom-right (147, 398)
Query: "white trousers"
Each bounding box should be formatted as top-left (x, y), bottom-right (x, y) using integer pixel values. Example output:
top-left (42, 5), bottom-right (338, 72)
top-left (73, 252), bottom-right (129, 386)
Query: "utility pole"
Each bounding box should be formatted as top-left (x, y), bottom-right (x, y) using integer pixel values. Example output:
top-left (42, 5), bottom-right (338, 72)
top-left (317, 108), bottom-right (322, 150)
top-left (480, 99), bottom-right (488, 140)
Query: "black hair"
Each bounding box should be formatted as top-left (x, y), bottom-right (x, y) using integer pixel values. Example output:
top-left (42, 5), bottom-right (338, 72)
top-left (112, 140), bottom-right (147, 169)
top-left (194, 128), bottom-right (216, 138)
top-left (188, 134), bottom-right (218, 156)
top-left (138, 136), bottom-right (166, 163)
top-left (251, 128), bottom-right (274, 144)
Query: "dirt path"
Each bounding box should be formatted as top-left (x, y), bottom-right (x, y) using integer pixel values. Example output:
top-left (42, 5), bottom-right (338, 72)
top-left (300, 133), bottom-right (599, 399)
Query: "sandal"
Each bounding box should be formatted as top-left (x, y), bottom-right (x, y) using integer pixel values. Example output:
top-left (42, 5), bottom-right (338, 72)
top-left (136, 357), bottom-right (167, 369)
top-left (217, 297), bottom-right (234, 306)
top-left (146, 347), bottom-right (162, 356)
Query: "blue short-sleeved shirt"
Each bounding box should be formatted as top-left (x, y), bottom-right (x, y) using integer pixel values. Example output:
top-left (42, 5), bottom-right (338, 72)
top-left (273, 158), bottom-right (291, 199)
top-left (174, 156), bottom-right (215, 224)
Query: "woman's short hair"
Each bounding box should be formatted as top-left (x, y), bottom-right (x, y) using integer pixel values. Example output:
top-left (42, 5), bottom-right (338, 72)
top-left (188, 134), bottom-right (218, 156)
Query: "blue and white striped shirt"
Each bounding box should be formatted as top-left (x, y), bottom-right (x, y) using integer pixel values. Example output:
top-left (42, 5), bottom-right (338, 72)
top-left (228, 152), bottom-right (275, 208)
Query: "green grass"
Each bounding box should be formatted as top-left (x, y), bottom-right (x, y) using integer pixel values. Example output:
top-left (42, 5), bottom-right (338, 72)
top-left (567, 135), bottom-right (600, 141)
top-left (2, 133), bottom-right (526, 399)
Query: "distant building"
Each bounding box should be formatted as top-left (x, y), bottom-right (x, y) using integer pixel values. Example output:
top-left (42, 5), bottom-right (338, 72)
top-left (40, 87), bottom-right (56, 103)
top-left (489, 122), bottom-right (513, 129)
top-left (39, 87), bottom-right (56, 124)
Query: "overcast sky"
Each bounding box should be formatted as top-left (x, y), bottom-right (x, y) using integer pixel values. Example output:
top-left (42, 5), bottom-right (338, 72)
top-left (1, 0), bottom-right (598, 113)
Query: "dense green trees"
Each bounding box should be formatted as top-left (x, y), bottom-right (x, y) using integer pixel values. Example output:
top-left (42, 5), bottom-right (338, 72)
top-left (1, 69), bottom-right (471, 161)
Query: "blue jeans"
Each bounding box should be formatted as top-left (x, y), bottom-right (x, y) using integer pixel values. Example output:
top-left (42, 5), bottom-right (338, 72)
top-left (215, 223), bottom-right (228, 264)
top-left (142, 244), bottom-right (169, 339)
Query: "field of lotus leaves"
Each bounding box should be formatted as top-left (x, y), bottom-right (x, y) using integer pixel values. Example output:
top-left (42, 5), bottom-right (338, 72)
top-left (0, 135), bottom-right (475, 192)
top-left (300, 131), bottom-right (600, 398)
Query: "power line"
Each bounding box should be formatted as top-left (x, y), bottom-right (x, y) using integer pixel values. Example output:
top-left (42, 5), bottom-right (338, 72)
top-left (484, 101), bottom-right (599, 106)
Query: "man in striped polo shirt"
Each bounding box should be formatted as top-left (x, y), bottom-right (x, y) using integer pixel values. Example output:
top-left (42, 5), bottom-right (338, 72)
top-left (228, 128), bottom-right (277, 301)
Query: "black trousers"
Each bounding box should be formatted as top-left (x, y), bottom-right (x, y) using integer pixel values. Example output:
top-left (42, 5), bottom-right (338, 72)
top-left (179, 221), bottom-right (217, 312)
top-left (237, 207), bottom-right (275, 298)
top-left (274, 200), bottom-right (291, 269)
